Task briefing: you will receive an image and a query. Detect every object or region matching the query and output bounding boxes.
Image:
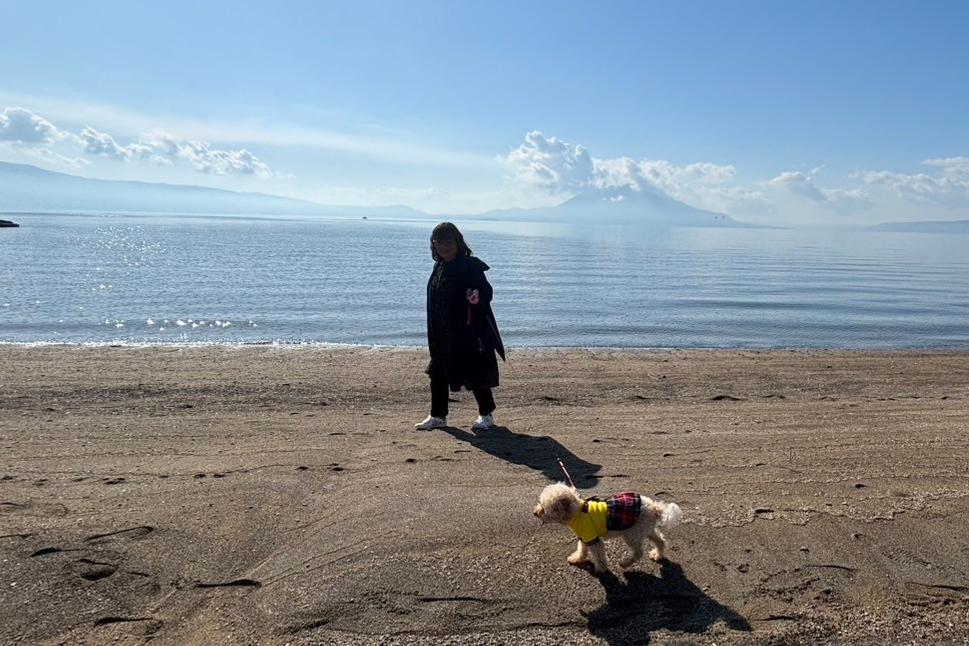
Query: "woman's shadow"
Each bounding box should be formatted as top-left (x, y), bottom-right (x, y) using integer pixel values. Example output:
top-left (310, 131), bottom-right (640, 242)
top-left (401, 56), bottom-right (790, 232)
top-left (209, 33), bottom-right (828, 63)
top-left (584, 560), bottom-right (751, 645)
top-left (439, 425), bottom-right (602, 489)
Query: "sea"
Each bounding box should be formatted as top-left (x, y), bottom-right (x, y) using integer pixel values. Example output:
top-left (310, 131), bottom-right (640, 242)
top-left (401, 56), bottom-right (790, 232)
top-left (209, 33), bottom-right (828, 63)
top-left (2, 212), bottom-right (968, 349)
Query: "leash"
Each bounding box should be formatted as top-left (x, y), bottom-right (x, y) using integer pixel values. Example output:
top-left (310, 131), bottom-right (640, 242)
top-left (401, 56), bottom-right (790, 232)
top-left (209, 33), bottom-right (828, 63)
top-left (466, 288), bottom-right (479, 326)
top-left (557, 458), bottom-right (577, 489)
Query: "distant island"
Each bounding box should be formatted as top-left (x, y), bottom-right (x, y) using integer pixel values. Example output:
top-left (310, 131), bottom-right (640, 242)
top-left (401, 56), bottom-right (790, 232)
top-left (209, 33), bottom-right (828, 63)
top-left (872, 220), bottom-right (969, 234)
top-left (0, 218), bottom-right (20, 227)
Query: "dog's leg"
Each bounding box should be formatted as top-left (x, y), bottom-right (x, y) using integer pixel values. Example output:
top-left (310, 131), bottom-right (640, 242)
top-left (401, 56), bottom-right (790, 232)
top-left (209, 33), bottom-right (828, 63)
top-left (567, 540), bottom-right (589, 567)
top-left (619, 531), bottom-right (644, 568)
top-left (587, 541), bottom-right (609, 574)
top-left (647, 529), bottom-right (667, 561)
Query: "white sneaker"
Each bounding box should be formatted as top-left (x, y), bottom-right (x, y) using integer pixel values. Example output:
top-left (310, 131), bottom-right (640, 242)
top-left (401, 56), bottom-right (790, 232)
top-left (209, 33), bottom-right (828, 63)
top-left (415, 415), bottom-right (447, 430)
top-left (471, 414), bottom-right (495, 430)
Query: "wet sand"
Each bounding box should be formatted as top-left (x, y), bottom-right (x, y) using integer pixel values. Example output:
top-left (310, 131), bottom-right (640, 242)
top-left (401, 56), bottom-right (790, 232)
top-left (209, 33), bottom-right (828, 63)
top-left (1, 347), bottom-right (968, 645)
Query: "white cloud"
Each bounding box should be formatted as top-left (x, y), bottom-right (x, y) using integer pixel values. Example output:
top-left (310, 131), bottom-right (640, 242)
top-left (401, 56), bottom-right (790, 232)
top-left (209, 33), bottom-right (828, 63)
top-left (769, 171), bottom-right (827, 201)
top-left (58, 121), bottom-right (274, 176)
top-left (593, 157), bottom-right (668, 194)
top-left (505, 131), bottom-right (760, 213)
top-left (768, 170), bottom-right (871, 214)
top-left (80, 126), bottom-right (157, 162)
top-left (151, 135), bottom-right (273, 177)
top-left (505, 132), bottom-right (891, 219)
top-left (0, 107), bottom-right (68, 144)
top-left (506, 131), bottom-right (595, 194)
top-left (6, 93), bottom-right (965, 222)
top-left (0, 91), bottom-right (494, 168)
top-left (855, 157), bottom-right (969, 205)
top-left (507, 131), bottom-right (736, 195)
top-left (690, 185), bottom-right (771, 215)
top-left (823, 187), bottom-right (871, 213)
top-left (923, 156), bottom-right (969, 170)
top-left (596, 157), bottom-right (739, 198)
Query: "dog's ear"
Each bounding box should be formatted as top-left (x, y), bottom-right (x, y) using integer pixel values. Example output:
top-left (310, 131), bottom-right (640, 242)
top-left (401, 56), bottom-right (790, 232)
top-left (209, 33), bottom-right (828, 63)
top-left (550, 497), bottom-right (573, 521)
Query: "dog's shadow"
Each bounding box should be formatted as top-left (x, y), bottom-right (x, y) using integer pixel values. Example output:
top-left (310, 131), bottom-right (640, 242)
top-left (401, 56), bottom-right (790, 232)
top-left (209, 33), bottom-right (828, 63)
top-left (440, 425), bottom-right (602, 489)
top-left (585, 561), bottom-right (751, 645)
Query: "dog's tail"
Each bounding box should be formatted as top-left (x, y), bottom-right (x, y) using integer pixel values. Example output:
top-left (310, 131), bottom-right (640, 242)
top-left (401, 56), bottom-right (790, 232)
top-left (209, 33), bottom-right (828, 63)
top-left (660, 502), bottom-right (683, 529)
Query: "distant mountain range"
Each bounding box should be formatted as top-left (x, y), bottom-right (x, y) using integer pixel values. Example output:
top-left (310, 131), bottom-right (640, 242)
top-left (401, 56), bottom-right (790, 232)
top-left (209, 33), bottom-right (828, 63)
top-left (481, 184), bottom-right (757, 227)
top-left (871, 219), bottom-right (969, 234)
top-left (0, 161), bottom-right (773, 228)
top-left (0, 161), bottom-right (425, 219)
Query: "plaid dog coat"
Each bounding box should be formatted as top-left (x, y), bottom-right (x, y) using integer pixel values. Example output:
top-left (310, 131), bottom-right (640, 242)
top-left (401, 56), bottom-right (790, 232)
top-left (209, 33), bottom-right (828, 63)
top-left (568, 492), bottom-right (642, 545)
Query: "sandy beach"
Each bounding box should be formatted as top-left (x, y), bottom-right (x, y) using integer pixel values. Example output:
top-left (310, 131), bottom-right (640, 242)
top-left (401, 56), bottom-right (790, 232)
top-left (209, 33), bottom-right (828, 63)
top-left (1, 346), bottom-right (968, 645)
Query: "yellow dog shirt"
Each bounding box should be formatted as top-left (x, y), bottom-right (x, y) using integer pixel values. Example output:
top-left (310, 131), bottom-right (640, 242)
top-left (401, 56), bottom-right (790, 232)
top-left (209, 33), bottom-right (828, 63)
top-left (568, 493), bottom-right (642, 545)
top-left (568, 499), bottom-right (608, 545)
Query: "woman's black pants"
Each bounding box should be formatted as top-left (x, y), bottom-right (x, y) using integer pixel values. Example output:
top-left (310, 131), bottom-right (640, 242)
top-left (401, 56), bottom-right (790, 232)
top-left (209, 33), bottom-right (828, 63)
top-left (430, 374), bottom-right (496, 418)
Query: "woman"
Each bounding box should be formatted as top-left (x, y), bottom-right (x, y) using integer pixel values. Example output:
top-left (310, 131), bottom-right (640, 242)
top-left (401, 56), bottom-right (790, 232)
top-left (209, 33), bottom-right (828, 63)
top-left (415, 222), bottom-right (505, 431)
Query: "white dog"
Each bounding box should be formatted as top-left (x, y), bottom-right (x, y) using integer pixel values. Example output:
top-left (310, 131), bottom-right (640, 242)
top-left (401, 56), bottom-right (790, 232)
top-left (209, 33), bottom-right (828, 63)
top-left (533, 482), bottom-right (682, 574)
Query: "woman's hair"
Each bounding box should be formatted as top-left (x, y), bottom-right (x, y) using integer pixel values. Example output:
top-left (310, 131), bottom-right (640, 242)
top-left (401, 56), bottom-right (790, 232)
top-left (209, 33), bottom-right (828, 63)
top-left (430, 222), bottom-right (473, 261)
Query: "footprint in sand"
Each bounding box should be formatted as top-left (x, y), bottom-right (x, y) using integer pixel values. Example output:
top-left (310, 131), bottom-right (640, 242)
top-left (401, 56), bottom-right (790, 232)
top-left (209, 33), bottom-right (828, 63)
top-left (85, 525), bottom-right (154, 544)
top-left (2, 500), bottom-right (68, 517)
top-left (93, 616), bottom-right (163, 636)
top-left (78, 558), bottom-right (118, 581)
top-left (31, 546), bottom-right (81, 557)
top-left (755, 564), bottom-right (856, 604)
top-left (904, 581), bottom-right (969, 604)
top-left (194, 578), bottom-right (261, 590)
top-left (30, 548), bottom-right (121, 582)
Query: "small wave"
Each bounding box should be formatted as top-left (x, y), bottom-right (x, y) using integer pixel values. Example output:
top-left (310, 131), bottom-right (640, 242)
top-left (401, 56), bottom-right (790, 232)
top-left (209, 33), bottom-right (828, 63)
top-left (0, 339), bottom-right (426, 350)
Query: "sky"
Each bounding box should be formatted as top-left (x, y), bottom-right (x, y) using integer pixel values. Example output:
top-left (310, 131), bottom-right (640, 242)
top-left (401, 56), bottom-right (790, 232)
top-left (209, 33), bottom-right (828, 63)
top-left (2, 0), bottom-right (969, 225)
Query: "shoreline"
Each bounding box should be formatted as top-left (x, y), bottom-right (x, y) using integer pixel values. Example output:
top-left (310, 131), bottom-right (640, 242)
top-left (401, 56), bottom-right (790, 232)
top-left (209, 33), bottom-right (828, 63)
top-left (2, 346), bottom-right (968, 644)
top-left (3, 340), bottom-right (969, 352)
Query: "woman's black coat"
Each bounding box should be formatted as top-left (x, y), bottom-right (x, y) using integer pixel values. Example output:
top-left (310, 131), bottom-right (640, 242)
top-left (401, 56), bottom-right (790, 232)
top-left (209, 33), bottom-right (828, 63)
top-left (426, 254), bottom-right (505, 392)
